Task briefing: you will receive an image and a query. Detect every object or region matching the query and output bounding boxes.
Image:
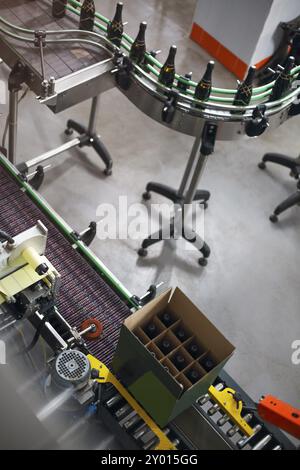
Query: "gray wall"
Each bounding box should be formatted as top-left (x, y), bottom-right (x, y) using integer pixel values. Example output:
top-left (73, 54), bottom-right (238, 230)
top-left (193, 0), bottom-right (300, 66)
top-left (193, 0), bottom-right (273, 63)
top-left (252, 0), bottom-right (300, 63)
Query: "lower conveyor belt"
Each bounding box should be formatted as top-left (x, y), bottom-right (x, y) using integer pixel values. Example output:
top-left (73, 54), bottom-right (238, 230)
top-left (0, 163), bottom-right (131, 366)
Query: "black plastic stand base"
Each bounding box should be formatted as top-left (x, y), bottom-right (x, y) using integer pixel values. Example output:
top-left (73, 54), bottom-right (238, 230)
top-left (259, 152), bottom-right (300, 179)
top-left (142, 182), bottom-right (210, 209)
top-left (137, 217), bottom-right (211, 266)
top-left (65, 119), bottom-right (113, 176)
top-left (138, 122), bottom-right (217, 267)
top-left (259, 152), bottom-right (300, 221)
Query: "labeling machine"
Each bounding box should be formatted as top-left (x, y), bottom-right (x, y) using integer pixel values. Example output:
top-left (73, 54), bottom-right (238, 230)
top-left (0, 153), bottom-right (297, 450)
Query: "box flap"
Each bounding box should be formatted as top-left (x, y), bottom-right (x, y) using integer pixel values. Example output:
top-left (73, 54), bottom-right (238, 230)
top-left (168, 288), bottom-right (235, 362)
top-left (124, 288), bottom-right (172, 331)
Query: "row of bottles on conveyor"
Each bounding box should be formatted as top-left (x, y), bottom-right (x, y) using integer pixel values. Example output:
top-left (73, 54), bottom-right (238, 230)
top-left (52, 1), bottom-right (297, 107)
top-left (139, 310), bottom-right (216, 386)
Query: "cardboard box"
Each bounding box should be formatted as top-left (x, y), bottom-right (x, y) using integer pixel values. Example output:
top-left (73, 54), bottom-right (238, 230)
top-left (112, 288), bottom-right (235, 427)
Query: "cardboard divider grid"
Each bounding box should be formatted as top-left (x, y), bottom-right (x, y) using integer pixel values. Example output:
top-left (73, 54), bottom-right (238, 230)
top-left (133, 313), bottom-right (214, 389)
top-left (134, 327), bottom-right (149, 345)
top-left (161, 357), bottom-right (180, 377)
top-left (147, 341), bottom-right (164, 361)
top-left (176, 373), bottom-right (192, 391)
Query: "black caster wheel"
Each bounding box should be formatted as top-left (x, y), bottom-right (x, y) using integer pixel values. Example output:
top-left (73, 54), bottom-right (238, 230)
top-left (289, 170), bottom-right (299, 180)
top-left (104, 168), bottom-right (112, 176)
top-left (198, 257), bottom-right (208, 267)
top-left (65, 128), bottom-right (73, 136)
top-left (258, 161), bottom-right (266, 170)
top-left (143, 191), bottom-right (151, 201)
top-left (138, 248), bottom-right (148, 257)
top-left (270, 214), bottom-right (278, 223)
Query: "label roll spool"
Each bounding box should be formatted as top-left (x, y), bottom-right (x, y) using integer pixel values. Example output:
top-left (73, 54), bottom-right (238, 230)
top-left (22, 247), bottom-right (49, 276)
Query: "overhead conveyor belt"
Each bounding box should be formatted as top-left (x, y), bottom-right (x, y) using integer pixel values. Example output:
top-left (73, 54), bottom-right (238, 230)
top-left (0, 156), bottom-right (132, 367)
top-left (2, 0), bottom-right (300, 139)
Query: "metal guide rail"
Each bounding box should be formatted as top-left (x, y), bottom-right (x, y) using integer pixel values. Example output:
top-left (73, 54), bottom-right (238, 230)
top-left (0, 154), bottom-right (296, 450)
top-left (1, 1), bottom-right (300, 139)
top-left (0, 0), bottom-right (115, 110)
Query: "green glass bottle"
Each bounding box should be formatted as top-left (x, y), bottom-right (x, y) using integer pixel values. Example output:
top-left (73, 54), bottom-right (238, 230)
top-left (107, 2), bottom-right (124, 47)
top-left (174, 327), bottom-right (188, 342)
top-left (159, 45), bottom-right (177, 88)
top-left (269, 56), bottom-right (295, 101)
top-left (79, 0), bottom-right (95, 31)
top-left (195, 61), bottom-right (214, 103)
top-left (233, 65), bottom-right (256, 109)
top-left (158, 339), bottom-right (173, 355)
top-left (52, 0), bottom-right (67, 18)
top-left (159, 311), bottom-right (174, 327)
top-left (186, 369), bottom-right (200, 384)
top-left (144, 322), bottom-right (157, 339)
top-left (130, 22), bottom-right (147, 65)
top-left (172, 353), bottom-right (186, 371)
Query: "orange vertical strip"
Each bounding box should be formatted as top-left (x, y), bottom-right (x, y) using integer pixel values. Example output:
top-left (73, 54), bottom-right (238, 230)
top-left (190, 22), bottom-right (249, 80)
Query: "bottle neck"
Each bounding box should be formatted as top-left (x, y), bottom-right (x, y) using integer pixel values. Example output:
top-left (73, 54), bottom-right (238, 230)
top-left (137, 24), bottom-right (147, 41)
top-left (114, 3), bottom-right (123, 21)
top-left (243, 68), bottom-right (256, 86)
top-left (201, 63), bottom-right (214, 82)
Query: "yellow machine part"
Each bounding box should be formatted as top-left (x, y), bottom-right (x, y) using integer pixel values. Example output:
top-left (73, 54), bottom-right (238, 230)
top-left (22, 247), bottom-right (45, 272)
top-left (88, 355), bottom-right (177, 451)
top-left (0, 249), bottom-right (58, 304)
top-left (208, 386), bottom-right (254, 437)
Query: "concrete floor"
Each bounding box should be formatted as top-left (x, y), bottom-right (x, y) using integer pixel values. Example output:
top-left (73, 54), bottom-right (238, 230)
top-left (1, 0), bottom-right (300, 428)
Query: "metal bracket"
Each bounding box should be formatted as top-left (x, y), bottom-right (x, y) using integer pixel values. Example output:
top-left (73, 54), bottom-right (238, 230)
top-left (34, 30), bottom-right (47, 80)
top-left (131, 282), bottom-right (163, 307)
top-left (79, 221), bottom-right (97, 247)
top-left (200, 122), bottom-right (218, 156)
top-left (162, 90), bottom-right (179, 124)
top-left (28, 165), bottom-right (45, 191)
top-left (34, 30), bottom-right (46, 48)
top-left (245, 105), bottom-right (269, 137)
top-left (70, 222), bottom-right (97, 247)
top-left (209, 386), bottom-right (255, 437)
top-left (115, 54), bottom-right (133, 91)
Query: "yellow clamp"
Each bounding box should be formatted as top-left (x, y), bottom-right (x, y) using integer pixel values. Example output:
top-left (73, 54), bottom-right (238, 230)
top-left (88, 354), bottom-right (176, 451)
top-left (208, 386), bottom-right (254, 437)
